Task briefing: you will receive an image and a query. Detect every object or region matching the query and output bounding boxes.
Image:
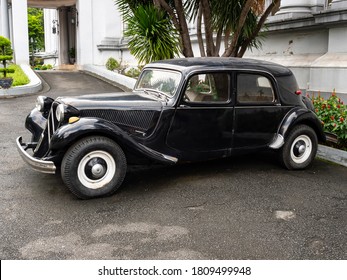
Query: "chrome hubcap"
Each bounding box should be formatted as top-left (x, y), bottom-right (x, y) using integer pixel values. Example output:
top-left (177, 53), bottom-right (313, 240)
top-left (290, 135), bottom-right (312, 164)
top-left (91, 163), bottom-right (105, 178)
top-left (298, 144), bottom-right (306, 155)
top-left (78, 151), bottom-right (116, 189)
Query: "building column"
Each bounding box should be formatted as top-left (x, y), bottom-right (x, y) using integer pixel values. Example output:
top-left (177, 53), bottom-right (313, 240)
top-left (11, 0), bottom-right (29, 64)
top-left (0, 0), bottom-right (10, 38)
top-left (44, 9), bottom-right (58, 54)
top-left (276, 0), bottom-right (312, 15)
top-left (310, 0), bottom-right (325, 12)
top-left (58, 8), bottom-right (69, 65)
top-left (76, 0), bottom-right (93, 66)
top-left (331, 0), bottom-right (347, 9)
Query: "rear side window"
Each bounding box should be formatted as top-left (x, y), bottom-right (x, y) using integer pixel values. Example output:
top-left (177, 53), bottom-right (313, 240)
top-left (184, 73), bottom-right (230, 103)
top-left (237, 73), bottom-right (275, 103)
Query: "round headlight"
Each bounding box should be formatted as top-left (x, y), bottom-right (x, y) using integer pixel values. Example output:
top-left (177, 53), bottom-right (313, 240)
top-left (55, 104), bottom-right (65, 122)
top-left (35, 96), bottom-right (45, 112)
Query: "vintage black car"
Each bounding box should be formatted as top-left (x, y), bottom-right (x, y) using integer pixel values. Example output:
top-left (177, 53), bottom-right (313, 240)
top-left (17, 58), bottom-right (325, 199)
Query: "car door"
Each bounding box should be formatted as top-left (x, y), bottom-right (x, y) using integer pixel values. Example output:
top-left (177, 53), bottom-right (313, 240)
top-left (166, 72), bottom-right (234, 160)
top-left (233, 71), bottom-right (290, 149)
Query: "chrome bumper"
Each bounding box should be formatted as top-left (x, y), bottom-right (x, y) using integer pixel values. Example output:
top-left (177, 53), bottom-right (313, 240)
top-left (325, 132), bottom-right (338, 144)
top-left (16, 136), bottom-right (56, 174)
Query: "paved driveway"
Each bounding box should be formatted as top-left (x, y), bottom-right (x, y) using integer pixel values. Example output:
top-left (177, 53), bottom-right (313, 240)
top-left (0, 71), bottom-right (346, 260)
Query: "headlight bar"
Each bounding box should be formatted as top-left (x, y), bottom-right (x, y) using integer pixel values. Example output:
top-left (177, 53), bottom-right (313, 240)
top-left (35, 96), bottom-right (54, 113)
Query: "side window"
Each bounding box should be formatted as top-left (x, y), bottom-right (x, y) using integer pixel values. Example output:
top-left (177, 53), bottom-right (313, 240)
top-left (237, 73), bottom-right (275, 103)
top-left (184, 73), bottom-right (230, 103)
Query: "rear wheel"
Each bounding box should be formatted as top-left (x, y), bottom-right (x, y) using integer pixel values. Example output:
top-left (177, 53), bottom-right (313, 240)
top-left (279, 125), bottom-right (318, 170)
top-left (61, 136), bottom-right (127, 199)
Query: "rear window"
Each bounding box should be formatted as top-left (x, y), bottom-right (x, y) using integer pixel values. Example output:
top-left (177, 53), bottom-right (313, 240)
top-left (237, 73), bottom-right (275, 103)
top-left (277, 75), bottom-right (299, 95)
top-left (276, 74), bottom-right (301, 104)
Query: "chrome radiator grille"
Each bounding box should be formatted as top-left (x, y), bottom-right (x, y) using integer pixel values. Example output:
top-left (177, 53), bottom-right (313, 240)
top-left (33, 102), bottom-right (59, 156)
top-left (80, 109), bottom-right (156, 130)
top-left (47, 102), bottom-right (59, 143)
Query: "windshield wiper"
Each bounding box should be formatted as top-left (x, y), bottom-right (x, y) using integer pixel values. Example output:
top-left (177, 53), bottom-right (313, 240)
top-left (142, 89), bottom-right (169, 102)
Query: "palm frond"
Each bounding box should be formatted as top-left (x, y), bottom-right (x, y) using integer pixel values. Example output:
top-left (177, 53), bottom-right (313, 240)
top-left (124, 4), bottom-right (181, 64)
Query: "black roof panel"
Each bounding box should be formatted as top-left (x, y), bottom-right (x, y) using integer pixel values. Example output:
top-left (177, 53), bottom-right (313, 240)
top-left (147, 57), bottom-right (292, 77)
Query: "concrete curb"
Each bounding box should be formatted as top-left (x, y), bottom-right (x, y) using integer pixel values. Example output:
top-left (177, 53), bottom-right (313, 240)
top-left (0, 64), bottom-right (42, 98)
top-left (82, 64), bottom-right (136, 92)
top-left (317, 144), bottom-right (347, 167)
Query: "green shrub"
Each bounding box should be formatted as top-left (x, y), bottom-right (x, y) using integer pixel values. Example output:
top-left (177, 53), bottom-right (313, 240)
top-left (7, 64), bottom-right (30, 86)
top-left (311, 91), bottom-right (347, 149)
top-left (124, 67), bottom-right (140, 78)
top-left (32, 64), bottom-right (53, 71)
top-left (106, 57), bottom-right (120, 71)
top-left (0, 36), bottom-right (14, 78)
top-left (33, 57), bottom-right (44, 66)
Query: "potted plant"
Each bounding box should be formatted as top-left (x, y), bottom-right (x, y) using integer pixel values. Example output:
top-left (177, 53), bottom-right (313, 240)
top-left (0, 36), bottom-right (15, 89)
top-left (68, 47), bottom-right (76, 64)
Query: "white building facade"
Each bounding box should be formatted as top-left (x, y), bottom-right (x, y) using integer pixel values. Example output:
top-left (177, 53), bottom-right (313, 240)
top-left (247, 0), bottom-right (347, 101)
top-left (1, 0), bottom-right (347, 100)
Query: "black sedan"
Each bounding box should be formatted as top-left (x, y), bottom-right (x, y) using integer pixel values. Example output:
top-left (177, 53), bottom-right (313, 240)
top-left (17, 58), bottom-right (325, 199)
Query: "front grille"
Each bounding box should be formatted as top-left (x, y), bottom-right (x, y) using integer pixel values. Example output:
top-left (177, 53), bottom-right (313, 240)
top-left (33, 102), bottom-right (59, 157)
top-left (47, 102), bottom-right (59, 144)
top-left (80, 109), bottom-right (156, 130)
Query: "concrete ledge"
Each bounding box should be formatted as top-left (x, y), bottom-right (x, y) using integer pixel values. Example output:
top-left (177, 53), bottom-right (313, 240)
top-left (0, 64), bottom-right (42, 98)
top-left (317, 144), bottom-right (347, 167)
top-left (82, 64), bottom-right (136, 91)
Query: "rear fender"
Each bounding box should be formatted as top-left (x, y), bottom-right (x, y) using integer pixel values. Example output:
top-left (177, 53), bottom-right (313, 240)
top-left (270, 108), bottom-right (325, 149)
top-left (280, 108), bottom-right (325, 140)
top-left (282, 107), bottom-right (325, 138)
top-left (50, 118), bottom-right (177, 164)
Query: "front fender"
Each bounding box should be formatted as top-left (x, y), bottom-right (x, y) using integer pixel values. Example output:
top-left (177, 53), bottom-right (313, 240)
top-left (279, 108), bottom-right (325, 141)
top-left (25, 108), bottom-right (47, 142)
top-left (50, 118), bottom-right (177, 164)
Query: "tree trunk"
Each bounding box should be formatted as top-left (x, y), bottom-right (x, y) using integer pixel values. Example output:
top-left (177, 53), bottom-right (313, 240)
top-left (224, 28), bottom-right (231, 50)
top-left (197, 6), bottom-right (206, 57)
top-left (201, 0), bottom-right (215, 56)
top-left (237, 0), bottom-right (280, 57)
top-left (174, 0), bottom-right (194, 57)
top-left (215, 29), bottom-right (223, 56)
top-left (157, 0), bottom-right (194, 57)
top-left (222, 0), bottom-right (254, 57)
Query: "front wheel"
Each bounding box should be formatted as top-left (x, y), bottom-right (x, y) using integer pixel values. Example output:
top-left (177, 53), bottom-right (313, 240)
top-left (61, 136), bottom-right (127, 199)
top-left (279, 125), bottom-right (318, 170)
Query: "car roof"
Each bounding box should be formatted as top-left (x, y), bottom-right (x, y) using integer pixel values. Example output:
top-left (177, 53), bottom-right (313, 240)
top-left (146, 57), bottom-right (293, 77)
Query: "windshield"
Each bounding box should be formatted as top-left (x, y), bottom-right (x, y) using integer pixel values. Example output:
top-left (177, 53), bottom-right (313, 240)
top-left (135, 69), bottom-right (182, 97)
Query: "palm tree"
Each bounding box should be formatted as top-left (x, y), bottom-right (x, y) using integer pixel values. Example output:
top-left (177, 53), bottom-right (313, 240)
top-left (124, 4), bottom-right (180, 64)
top-left (115, 0), bottom-right (280, 59)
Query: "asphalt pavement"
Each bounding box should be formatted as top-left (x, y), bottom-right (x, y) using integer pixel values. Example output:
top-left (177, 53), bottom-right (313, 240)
top-left (0, 70), bottom-right (346, 260)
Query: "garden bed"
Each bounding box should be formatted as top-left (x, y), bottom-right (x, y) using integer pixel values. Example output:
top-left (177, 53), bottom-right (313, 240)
top-left (7, 64), bottom-right (30, 86)
top-left (310, 91), bottom-right (347, 151)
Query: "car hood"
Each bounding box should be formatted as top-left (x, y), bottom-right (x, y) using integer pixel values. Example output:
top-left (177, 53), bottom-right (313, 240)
top-left (56, 91), bottom-right (163, 110)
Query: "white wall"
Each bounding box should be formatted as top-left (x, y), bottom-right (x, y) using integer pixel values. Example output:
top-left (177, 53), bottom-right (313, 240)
top-left (91, 0), bottom-right (123, 65)
top-left (11, 0), bottom-right (29, 64)
top-left (245, 12), bottom-right (347, 101)
top-left (76, 0), bottom-right (93, 65)
top-left (328, 27), bottom-right (347, 53)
